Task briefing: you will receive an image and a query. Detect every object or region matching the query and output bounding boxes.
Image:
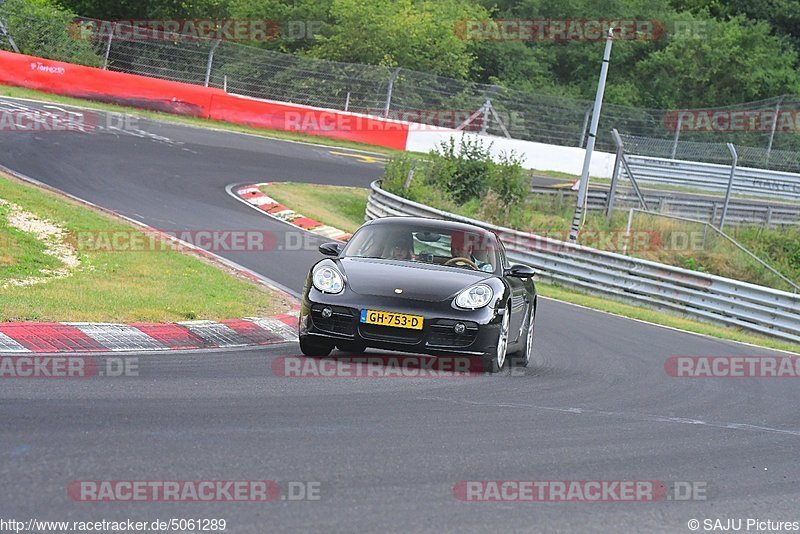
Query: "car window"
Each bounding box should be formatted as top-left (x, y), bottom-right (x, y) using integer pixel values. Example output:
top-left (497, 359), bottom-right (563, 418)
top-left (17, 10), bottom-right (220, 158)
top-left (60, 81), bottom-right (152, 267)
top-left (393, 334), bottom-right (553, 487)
top-left (499, 240), bottom-right (510, 269)
top-left (344, 224), bottom-right (499, 273)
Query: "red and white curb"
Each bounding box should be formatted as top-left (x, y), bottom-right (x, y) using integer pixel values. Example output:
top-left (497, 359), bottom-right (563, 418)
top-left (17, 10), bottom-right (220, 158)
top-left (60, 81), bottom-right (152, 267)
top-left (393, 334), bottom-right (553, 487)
top-left (0, 313), bottom-right (299, 353)
top-left (236, 184), bottom-right (352, 241)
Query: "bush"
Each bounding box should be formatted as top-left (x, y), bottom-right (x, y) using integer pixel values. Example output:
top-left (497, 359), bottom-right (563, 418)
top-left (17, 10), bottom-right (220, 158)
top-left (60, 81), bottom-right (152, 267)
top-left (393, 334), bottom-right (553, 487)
top-left (381, 136), bottom-right (527, 226)
top-left (435, 136), bottom-right (492, 204)
top-left (0, 0), bottom-right (102, 66)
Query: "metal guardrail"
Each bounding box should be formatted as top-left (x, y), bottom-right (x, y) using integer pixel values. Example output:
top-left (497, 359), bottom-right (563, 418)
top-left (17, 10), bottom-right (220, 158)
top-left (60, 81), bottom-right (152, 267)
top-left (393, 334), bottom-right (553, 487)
top-left (530, 186), bottom-right (800, 227)
top-left (623, 155), bottom-right (800, 201)
top-left (366, 181), bottom-right (800, 344)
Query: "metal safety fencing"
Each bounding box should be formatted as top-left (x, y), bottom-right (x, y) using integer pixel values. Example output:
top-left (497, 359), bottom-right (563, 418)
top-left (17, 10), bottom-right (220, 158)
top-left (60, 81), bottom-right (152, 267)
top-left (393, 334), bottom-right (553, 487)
top-left (366, 180), bottom-right (800, 343)
top-left (622, 155), bottom-right (800, 202)
top-left (4, 2), bottom-right (800, 164)
top-left (529, 187), bottom-right (800, 228)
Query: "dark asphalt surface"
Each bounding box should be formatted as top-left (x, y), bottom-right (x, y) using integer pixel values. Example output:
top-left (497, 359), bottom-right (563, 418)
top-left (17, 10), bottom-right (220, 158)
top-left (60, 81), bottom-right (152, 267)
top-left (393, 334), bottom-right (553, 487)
top-left (1, 97), bottom-right (799, 533)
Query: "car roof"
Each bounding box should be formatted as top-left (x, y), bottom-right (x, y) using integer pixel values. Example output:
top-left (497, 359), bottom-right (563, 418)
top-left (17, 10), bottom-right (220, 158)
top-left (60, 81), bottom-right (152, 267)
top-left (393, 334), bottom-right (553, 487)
top-left (364, 216), bottom-right (497, 238)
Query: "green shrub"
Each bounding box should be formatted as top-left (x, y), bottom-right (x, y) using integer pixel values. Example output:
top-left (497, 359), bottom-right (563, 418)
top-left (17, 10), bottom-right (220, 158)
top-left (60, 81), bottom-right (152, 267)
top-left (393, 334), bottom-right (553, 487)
top-left (0, 0), bottom-right (102, 66)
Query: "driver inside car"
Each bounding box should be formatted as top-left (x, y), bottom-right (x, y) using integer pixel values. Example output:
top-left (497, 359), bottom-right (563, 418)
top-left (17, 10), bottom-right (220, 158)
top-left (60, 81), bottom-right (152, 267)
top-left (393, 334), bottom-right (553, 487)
top-left (450, 232), bottom-right (494, 272)
top-left (384, 233), bottom-right (414, 261)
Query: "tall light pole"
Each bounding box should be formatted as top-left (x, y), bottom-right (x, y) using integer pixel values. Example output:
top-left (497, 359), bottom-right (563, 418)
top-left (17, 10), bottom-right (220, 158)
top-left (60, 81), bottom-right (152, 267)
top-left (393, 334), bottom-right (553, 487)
top-left (568, 28), bottom-right (614, 243)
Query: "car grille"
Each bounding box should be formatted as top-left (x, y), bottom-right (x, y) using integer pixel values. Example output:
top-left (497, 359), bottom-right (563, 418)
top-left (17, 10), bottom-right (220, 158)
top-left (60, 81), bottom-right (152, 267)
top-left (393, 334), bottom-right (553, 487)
top-left (310, 305), bottom-right (357, 336)
top-left (359, 324), bottom-right (422, 344)
top-left (427, 320), bottom-right (479, 349)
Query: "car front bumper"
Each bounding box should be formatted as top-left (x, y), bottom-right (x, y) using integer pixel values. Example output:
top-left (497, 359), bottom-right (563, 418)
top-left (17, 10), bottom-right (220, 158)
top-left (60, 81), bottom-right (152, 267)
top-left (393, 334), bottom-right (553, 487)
top-left (299, 288), bottom-right (504, 356)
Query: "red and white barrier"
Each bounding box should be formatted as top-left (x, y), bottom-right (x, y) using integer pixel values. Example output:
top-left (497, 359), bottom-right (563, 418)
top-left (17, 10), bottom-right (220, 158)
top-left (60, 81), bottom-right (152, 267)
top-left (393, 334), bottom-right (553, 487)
top-left (0, 50), bottom-right (613, 175)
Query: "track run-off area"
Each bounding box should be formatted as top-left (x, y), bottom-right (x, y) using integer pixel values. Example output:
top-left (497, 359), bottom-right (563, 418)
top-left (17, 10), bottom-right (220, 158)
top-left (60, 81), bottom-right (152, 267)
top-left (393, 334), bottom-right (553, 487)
top-left (1, 97), bottom-right (798, 533)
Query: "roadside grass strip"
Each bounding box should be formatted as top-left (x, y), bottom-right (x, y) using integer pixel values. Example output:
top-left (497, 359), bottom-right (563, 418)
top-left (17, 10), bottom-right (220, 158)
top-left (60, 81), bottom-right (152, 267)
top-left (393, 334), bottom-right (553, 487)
top-left (0, 172), bottom-right (292, 322)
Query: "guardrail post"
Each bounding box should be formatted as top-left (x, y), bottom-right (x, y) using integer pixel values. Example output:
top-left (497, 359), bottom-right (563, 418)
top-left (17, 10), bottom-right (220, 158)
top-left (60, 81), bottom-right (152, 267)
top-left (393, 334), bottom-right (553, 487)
top-left (766, 206), bottom-right (773, 227)
top-left (204, 39), bottom-right (221, 87)
top-left (719, 143), bottom-right (738, 231)
top-left (383, 68), bottom-right (401, 118)
top-left (102, 22), bottom-right (115, 70)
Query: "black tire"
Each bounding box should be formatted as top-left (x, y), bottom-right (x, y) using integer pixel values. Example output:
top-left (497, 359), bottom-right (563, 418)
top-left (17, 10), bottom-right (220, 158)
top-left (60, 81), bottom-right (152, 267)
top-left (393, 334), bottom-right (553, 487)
top-left (511, 306), bottom-right (535, 368)
top-left (299, 336), bottom-right (334, 357)
top-left (481, 307), bottom-right (510, 374)
top-left (336, 341), bottom-right (367, 354)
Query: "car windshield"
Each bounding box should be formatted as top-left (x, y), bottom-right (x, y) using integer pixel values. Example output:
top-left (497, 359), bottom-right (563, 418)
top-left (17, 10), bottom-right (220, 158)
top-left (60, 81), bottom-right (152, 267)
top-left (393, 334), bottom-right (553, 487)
top-left (343, 223), bottom-right (499, 273)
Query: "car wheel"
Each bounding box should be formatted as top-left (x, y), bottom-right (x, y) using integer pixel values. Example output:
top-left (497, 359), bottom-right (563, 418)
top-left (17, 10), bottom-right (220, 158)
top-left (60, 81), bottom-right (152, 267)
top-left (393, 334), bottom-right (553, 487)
top-left (482, 307), bottom-right (510, 374)
top-left (336, 341), bottom-right (367, 354)
top-left (299, 336), bottom-right (334, 357)
top-left (511, 307), bottom-right (535, 368)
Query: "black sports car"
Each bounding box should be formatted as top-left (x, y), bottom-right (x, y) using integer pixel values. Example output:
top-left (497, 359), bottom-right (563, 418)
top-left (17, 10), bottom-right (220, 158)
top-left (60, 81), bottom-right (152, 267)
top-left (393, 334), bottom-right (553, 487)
top-left (298, 216), bottom-right (537, 372)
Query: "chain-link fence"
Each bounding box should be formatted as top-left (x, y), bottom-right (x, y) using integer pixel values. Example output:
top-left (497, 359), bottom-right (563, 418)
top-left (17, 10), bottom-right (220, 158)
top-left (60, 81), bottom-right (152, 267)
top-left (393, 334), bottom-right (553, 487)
top-left (3, 0), bottom-right (800, 169)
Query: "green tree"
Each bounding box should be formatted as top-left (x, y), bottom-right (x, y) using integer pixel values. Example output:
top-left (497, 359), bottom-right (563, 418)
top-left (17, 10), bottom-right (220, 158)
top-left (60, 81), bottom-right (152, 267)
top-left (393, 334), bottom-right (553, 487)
top-left (227, 0), bottom-right (331, 53)
top-left (310, 0), bottom-right (489, 79)
top-left (634, 16), bottom-right (800, 107)
top-left (55, 0), bottom-right (231, 20)
top-left (0, 0), bottom-right (101, 65)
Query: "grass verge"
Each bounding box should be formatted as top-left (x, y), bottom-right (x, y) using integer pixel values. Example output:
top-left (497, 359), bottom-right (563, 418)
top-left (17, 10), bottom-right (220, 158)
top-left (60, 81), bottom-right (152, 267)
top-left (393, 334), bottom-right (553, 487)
top-left (262, 182), bottom-right (368, 234)
top-left (0, 85), bottom-right (402, 157)
top-left (0, 172), bottom-right (291, 322)
top-left (264, 181), bottom-right (800, 354)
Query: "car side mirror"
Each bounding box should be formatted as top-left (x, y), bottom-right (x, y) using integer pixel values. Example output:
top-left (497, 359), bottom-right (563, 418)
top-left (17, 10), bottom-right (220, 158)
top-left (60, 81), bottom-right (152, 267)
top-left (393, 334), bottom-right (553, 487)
top-left (505, 264), bottom-right (535, 278)
top-left (319, 242), bottom-right (343, 256)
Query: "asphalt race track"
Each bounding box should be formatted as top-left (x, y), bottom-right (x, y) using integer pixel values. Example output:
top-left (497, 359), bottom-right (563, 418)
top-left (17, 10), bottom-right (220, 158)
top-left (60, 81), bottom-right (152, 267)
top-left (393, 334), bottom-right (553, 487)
top-left (1, 98), bottom-right (799, 533)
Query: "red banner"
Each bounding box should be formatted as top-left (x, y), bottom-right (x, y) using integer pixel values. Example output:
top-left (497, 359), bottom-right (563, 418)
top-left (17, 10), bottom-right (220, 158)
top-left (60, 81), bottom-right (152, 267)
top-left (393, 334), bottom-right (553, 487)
top-left (0, 51), bottom-right (409, 149)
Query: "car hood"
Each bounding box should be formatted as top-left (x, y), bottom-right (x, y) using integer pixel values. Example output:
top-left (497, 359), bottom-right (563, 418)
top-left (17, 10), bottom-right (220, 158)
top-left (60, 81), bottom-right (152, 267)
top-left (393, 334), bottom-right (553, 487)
top-left (339, 257), bottom-right (493, 302)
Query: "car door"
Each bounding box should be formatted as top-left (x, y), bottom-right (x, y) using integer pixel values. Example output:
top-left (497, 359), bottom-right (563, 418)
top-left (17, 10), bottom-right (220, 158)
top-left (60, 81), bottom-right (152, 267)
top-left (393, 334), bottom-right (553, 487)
top-left (499, 240), bottom-right (527, 343)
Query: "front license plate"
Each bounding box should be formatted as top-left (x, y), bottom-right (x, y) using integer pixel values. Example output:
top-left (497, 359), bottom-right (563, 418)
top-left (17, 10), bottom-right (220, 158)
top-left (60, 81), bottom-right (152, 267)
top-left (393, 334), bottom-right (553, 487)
top-left (360, 309), bottom-right (424, 330)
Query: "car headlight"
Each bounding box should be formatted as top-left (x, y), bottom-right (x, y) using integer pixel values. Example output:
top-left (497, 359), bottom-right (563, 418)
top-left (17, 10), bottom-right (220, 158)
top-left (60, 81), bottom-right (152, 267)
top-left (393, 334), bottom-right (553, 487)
top-left (454, 284), bottom-right (493, 309)
top-left (312, 265), bottom-right (344, 294)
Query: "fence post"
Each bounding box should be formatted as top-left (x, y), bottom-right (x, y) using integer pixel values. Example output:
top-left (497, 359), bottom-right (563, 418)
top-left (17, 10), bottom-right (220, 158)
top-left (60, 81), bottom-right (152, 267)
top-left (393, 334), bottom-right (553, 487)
top-left (102, 22), bottom-right (115, 70)
top-left (344, 91), bottom-right (350, 112)
top-left (606, 128), bottom-right (624, 221)
top-left (0, 19), bottom-right (19, 53)
top-left (765, 96), bottom-right (783, 162)
top-left (719, 143), bottom-right (738, 231)
top-left (383, 68), bottom-right (401, 118)
top-left (204, 39), bottom-right (221, 87)
top-left (670, 112), bottom-right (684, 159)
